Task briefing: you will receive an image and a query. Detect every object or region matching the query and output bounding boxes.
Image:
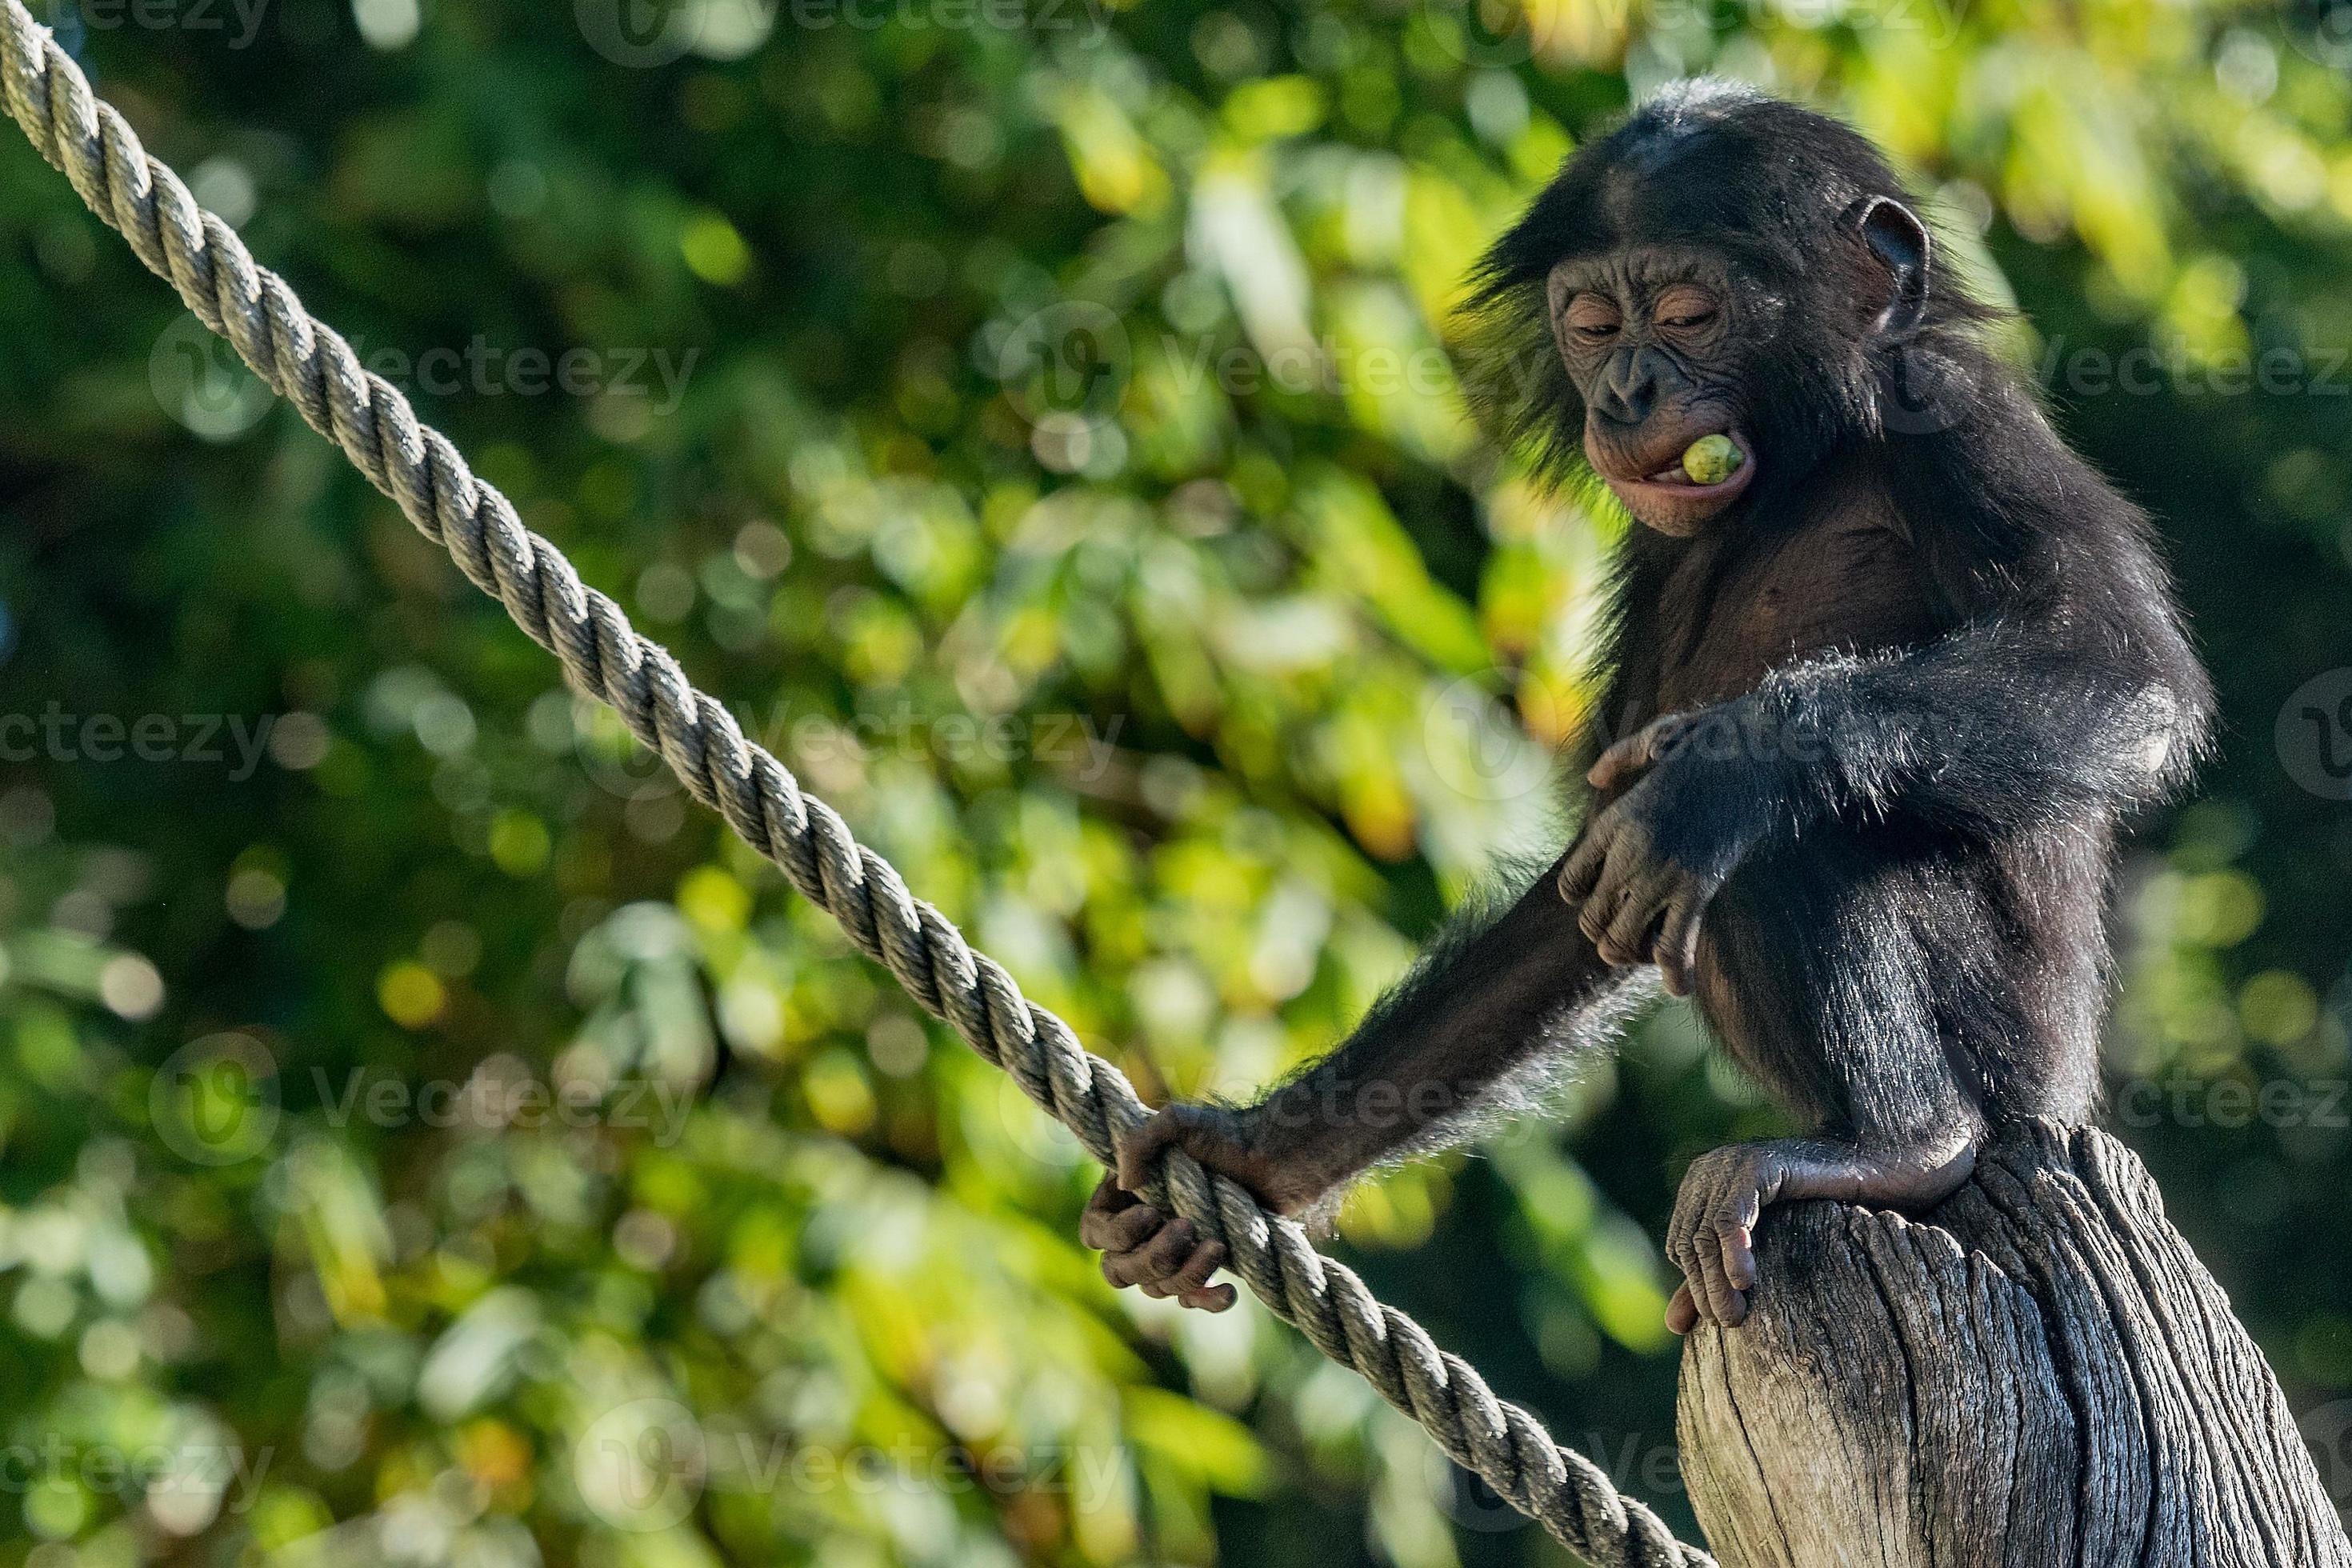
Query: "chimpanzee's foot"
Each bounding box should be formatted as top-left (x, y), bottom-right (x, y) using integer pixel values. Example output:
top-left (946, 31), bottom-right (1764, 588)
top-left (1664, 1134), bottom-right (1978, 1334)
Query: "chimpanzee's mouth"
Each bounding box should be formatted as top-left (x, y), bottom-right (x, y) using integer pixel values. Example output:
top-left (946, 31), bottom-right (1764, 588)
top-left (1606, 430), bottom-right (1754, 510)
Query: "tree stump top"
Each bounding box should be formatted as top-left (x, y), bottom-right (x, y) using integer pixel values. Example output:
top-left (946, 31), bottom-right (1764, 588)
top-left (1678, 1122), bottom-right (2349, 1567)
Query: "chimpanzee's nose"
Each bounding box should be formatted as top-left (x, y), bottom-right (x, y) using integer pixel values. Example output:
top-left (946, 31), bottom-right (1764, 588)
top-left (1593, 346), bottom-right (1664, 425)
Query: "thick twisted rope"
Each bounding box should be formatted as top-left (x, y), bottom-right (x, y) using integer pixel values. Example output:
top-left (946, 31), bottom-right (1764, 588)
top-left (0, 10), bottom-right (1713, 1562)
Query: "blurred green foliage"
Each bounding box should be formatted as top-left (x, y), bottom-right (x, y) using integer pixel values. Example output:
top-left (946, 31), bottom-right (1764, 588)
top-left (2, 0), bottom-right (2350, 1562)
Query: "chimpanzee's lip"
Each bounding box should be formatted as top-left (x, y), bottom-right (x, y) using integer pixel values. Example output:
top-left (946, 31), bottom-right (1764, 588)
top-left (1603, 432), bottom-right (1755, 510)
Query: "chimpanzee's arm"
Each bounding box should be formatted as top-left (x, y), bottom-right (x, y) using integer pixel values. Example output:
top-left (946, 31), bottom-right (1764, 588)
top-left (1598, 522), bottom-right (2206, 858)
top-left (1734, 612), bottom-right (2209, 837)
top-left (1563, 521), bottom-right (2212, 983)
top-left (1818, 505), bottom-right (2214, 818)
top-left (1113, 854), bottom-right (1654, 1217)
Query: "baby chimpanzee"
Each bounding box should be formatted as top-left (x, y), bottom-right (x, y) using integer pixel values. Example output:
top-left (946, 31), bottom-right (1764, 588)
top-left (1086, 82), bottom-right (2210, 1332)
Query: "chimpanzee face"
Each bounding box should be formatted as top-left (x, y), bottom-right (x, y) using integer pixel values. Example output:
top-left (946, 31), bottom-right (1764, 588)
top-left (1470, 84), bottom-right (1939, 536)
top-left (1544, 246), bottom-right (1754, 538)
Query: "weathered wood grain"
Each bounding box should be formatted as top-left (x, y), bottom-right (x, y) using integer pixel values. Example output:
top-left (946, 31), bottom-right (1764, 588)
top-left (1678, 1121), bottom-right (2350, 1566)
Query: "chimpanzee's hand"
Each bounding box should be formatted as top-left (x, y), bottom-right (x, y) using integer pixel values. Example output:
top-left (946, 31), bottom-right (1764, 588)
top-left (1561, 708), bottom-right (1774, 995)
top-left (1559, 796), bottom-right (1717, 993)
top-left (1078, 1102), bottom-right (1296, 1314)
top-left (1114, 1102), bottom-right (1325, 1212)
top-left (1586, 711), bottom-right (1702, 794)
top-left (1079, 1175), bottom-right (1236, 1312)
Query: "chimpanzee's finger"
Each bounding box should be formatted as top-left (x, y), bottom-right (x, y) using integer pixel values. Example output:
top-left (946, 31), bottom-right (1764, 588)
top-left (1719, 1221), bottom-right (1758, 1293)
top-left (1664, 1202), bottom-right (1700, 1280)
top-left (1577, 836), bottom-right (1647, 949)
top-left (1587, 715), bottom-right (1686, 791)
top-left (1598, 871), bottom-right (1670, 966)
top-left (1150, 1246), bottom-right (1238, 1311)
top-left (1168, 1238), bottom-right (1227, 1293)
top-left (1084, 1174), bottom-right (1136, 1216)
top-left (1715, 1178), bottom-right (1765, 1292)
top-left (1574, 843), bottom-right (1627, 942)
top-left (1586, 733), bottom-right (1649, 792)
top-left (1654, 895), bottom-right (1706, 995)
top-left (1102, 1218), bottom-right (1198, 1288)
top-left (1558, 819), bottom-right (1615, 903)
top-left (1665, 1282), bottom-right (1699, 1336)
top-left (1142, 1238), bottom-right (1233, 1311)
top-left (1115, 1106), bottom-right (1205, 1194)
top-left (1078, 1176), bottom-right (1162, 1253)
top-left (1693, 1225), bottom-right (1746, 1327)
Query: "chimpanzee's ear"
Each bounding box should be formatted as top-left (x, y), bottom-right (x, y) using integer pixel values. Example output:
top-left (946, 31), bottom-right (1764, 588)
top-left (1854, 196), bottom-right (1931, 337)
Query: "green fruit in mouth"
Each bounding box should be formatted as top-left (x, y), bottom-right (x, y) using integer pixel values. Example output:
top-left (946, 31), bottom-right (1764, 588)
top-left (1681, 434), bottom-right (1744, 486)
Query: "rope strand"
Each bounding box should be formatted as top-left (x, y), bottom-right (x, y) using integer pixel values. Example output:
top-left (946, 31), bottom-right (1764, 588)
top-left (0, 10), bottom-right (1710, 1562)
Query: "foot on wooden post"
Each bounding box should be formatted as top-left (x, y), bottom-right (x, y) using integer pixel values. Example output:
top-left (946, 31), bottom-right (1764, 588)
top-left (1675, 1121), bottom-right (2351, 1567)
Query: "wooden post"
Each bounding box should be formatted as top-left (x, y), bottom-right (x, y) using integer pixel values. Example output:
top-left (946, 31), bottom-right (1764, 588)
top-left (1677, 1121), bottom-right (2350, 1566)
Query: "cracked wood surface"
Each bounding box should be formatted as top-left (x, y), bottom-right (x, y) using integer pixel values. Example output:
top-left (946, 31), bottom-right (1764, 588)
top-left (1676, 1122), bottom-right (2350, 1566)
